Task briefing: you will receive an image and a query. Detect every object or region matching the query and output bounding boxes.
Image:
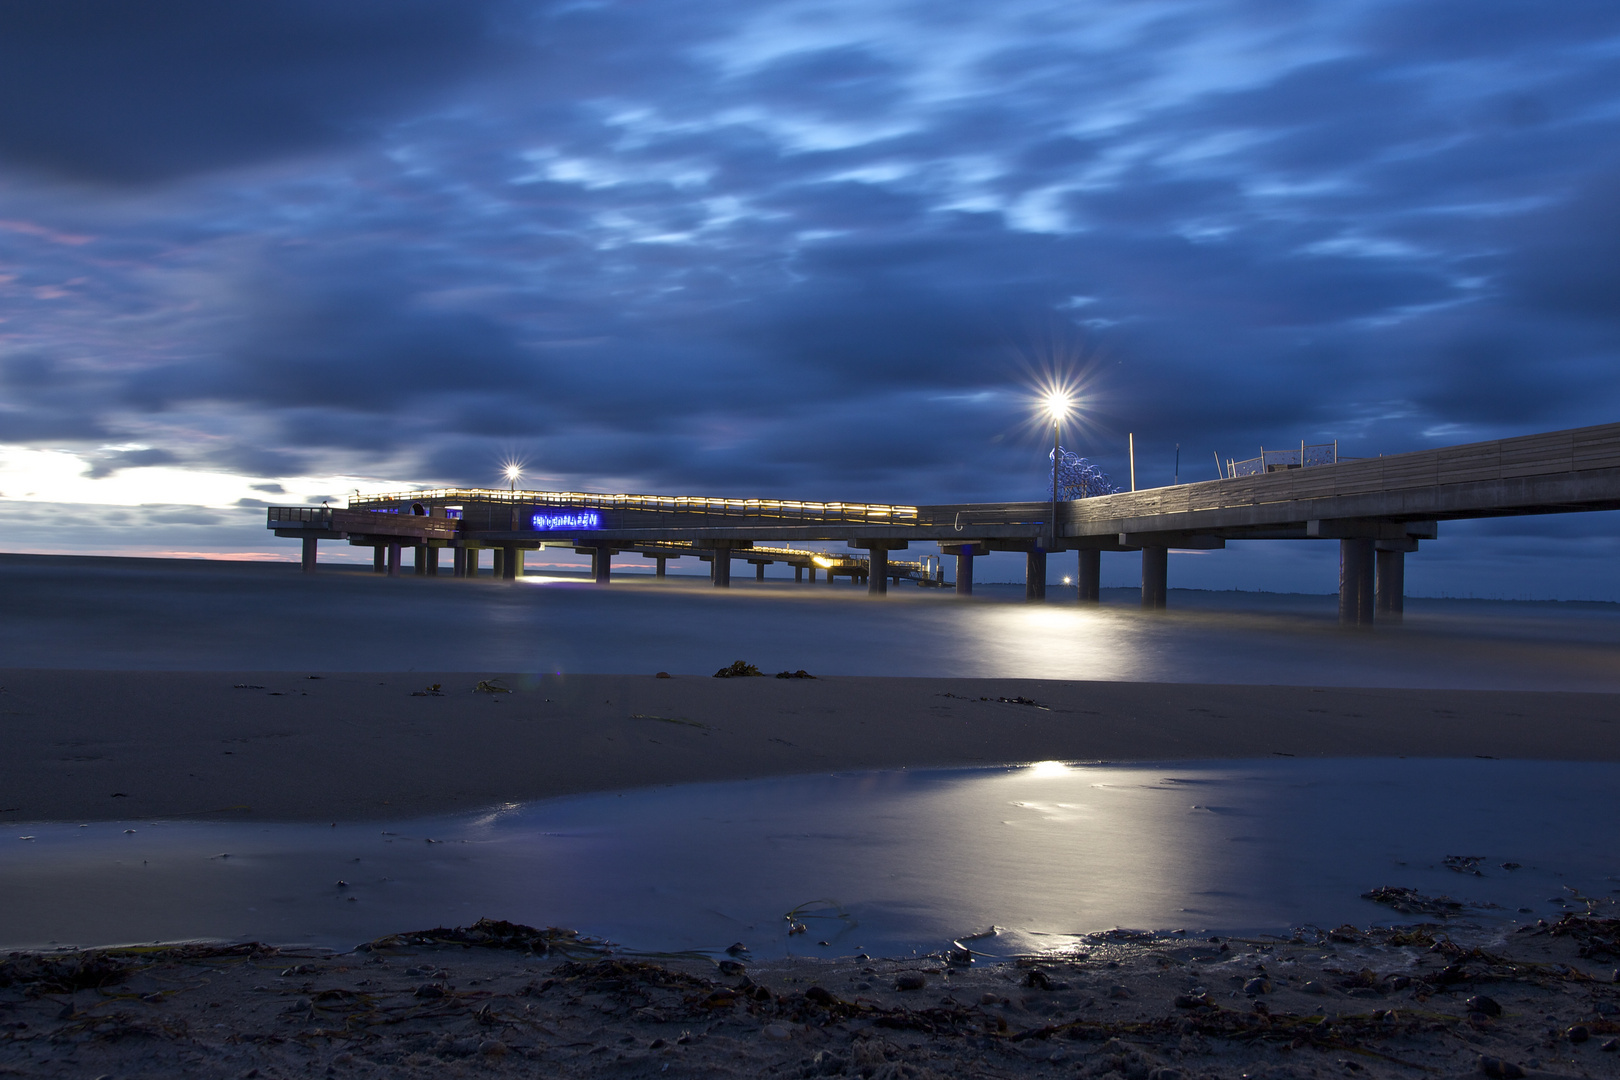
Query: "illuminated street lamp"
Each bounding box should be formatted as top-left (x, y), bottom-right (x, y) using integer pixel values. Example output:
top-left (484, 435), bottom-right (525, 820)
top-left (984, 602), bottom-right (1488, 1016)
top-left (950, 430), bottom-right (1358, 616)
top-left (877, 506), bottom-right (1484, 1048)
top-left (1045, 392), bottom-right (1073, 545)
top-left (504, 464), bottom-right (522, 492)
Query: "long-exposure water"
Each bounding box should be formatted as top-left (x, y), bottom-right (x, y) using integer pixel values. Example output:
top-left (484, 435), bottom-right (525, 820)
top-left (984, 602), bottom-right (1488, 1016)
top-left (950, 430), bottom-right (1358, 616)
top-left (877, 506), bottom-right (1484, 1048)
top-left (4, 554), bottom-right (1620, 689)
top-left (3, 554), bottom-right (1618, 956)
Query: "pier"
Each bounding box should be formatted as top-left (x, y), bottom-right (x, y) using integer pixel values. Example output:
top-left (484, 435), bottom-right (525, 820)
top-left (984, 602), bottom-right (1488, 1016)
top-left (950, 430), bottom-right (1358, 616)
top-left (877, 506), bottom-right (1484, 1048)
top-left (269, 421), bottom-right (1620, 624)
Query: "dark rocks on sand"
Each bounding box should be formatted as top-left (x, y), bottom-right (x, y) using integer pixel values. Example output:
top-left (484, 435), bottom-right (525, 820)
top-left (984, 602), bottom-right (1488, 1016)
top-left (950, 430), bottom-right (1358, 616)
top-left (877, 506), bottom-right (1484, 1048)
top-left (413, 983), bottom-right (446, 999)
top-left (1567, 1024), bottom-right (1591, 1043)
top-left (1466, 994), bottom-right (1503, 1017)
top-left (1477, 1056), bottom-right (1525, 1079)
top-left (717, 960), bottom-right (746, 977)
top-left (894, 973), bottom-right (927, 991)
top-left (1243, 977), bottom-right (1272, 995)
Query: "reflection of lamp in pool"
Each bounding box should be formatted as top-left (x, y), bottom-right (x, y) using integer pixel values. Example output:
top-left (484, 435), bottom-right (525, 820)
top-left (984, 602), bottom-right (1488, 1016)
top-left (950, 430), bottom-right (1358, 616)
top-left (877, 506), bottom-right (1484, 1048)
top-left (1027, 760), bottom-right (1071, 778)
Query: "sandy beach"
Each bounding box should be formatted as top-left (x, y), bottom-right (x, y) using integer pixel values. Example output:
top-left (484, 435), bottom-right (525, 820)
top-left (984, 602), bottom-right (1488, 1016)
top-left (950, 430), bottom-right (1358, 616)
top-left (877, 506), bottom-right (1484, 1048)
top-left (4, 670), bottom-right (1620, 1077)
top-left (2, 670), bottom-right (1618, 824)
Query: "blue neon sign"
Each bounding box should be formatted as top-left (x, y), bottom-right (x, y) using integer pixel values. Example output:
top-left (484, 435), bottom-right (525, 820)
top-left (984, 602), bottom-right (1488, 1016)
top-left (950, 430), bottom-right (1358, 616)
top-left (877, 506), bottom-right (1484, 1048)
top-left (532, 509), bottom-right (601, 531)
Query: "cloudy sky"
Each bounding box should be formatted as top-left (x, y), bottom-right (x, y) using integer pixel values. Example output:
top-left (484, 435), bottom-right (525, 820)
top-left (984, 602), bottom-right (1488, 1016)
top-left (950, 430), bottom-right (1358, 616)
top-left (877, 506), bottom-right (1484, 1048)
top-left (1, 0), bottom-right (1618, 595)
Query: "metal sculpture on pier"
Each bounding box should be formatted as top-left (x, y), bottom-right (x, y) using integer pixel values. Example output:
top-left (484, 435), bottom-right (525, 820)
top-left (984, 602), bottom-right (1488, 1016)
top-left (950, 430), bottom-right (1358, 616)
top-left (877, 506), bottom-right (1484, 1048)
top-left (1049, 446), bottom-right (1120, 500)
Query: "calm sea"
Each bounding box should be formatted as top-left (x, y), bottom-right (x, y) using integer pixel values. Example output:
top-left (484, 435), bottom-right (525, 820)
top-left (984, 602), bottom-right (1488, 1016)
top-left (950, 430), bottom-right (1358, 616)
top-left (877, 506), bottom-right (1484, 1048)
top-left (2, 553), bottom-right (1619, 690)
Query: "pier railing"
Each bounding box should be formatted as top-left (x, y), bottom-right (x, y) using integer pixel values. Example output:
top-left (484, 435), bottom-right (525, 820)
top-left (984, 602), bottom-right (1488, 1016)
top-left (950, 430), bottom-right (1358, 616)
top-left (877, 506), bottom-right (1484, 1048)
top-left (351, 487), bottom-right (919, 526)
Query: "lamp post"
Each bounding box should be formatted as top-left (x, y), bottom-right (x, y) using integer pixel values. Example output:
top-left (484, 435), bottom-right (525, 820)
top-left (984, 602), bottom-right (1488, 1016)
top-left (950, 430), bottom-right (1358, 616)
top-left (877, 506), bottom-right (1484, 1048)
top-left (1045, 393), bottom-right (1072, 547)
top-left (504, 465), bottom-right (522, 530)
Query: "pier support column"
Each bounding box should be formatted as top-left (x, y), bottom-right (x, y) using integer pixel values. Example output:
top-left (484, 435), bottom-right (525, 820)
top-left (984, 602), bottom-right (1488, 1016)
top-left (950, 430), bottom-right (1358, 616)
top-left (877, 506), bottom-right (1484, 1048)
top-left (492, 548), bottom-right (504, 579)
top-left (386, 543), bottom-right (402, 577)
top-left (452, 548), bottom-right (466, 578)
top-left (1339, 538), bottom-right (1375, 625)
top-left (795, 565), bottom-right (803, 582)
top-left (756, 562), bottom-right (766, 582)
top-left (956, 550), bottom-right (973, 595)
top-left (590, 545), bottom-right (612, 585)
top-left (374, 546), bottom-right (386, 574)
top-left (711, 546), bottom-right (732, 588)
top-left (868, 548), bottom-right (888, 595)
top-left (300, 536), bottom-right (317, 574)
top-left (1025, 548), bottom-right (1047, 601)
top-left (413, 545), bottom-right (426, 575)
top-left (425, 546), bottom-right (439, 576)
top-left (465, 548), bottom-right (479, 579)
top-left (808, 565), bottom-right (817, 583)
top-left (656, 557), bottom-right (666, 578)
top-left (501, 545), bottom-right (521, 580)
top-left (1376, 544), bottom-right (1406, 622)
top-left (1141, 546), bottom-right (1168, 609)
top-left (1077, 549), bottom-right (1100, 602)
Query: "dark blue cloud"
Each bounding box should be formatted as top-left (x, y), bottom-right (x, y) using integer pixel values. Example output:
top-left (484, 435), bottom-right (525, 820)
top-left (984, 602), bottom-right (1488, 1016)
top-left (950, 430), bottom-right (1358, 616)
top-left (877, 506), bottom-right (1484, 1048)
top-left (0, 0), bottom-right (520, 183)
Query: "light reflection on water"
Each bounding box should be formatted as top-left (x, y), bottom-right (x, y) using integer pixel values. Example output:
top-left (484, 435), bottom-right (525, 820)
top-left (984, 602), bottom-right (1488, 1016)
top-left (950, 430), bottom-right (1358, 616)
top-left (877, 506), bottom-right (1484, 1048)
top-left (4, 759), bottom-right (1616, 956)
top-left (3, 557), bottom-right (1620, 688)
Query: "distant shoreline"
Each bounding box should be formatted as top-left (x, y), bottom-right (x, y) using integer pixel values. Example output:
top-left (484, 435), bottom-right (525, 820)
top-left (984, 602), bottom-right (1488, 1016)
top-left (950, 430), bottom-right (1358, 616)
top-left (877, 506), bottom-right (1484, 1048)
top-left (4, 669), bottom-right (1618, 824)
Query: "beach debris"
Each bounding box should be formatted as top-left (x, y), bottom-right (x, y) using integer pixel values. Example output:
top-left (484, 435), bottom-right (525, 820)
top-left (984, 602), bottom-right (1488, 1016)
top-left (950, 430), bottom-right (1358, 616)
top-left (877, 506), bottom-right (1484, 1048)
top-left (358, 917), bottom-right (608, 956)
top-left (110, 792), bottom-right (128, 797)
top-left (1443, 854), bottom-right (1486, 875)
top-left (775, 669), bottom-right (816, 679)
top-left (996, 695), bottom-right (1048, 708)
top-left (655, 671), bottom-right (672, 678)
top-left (305, 675), bottom-right (322, 679)
top-left (233, 684), bottom-right (265, 689)
top-left (1024, 968), bottom-right (1067, 990)
top-left (409, 683), bottom-right (444, 697)
top-left (713, 660), bottom-right (764, 678)
top-left (474, 679), bottom-right (511, 693)
top-left (1361, 885), bottom-right (1467, 916)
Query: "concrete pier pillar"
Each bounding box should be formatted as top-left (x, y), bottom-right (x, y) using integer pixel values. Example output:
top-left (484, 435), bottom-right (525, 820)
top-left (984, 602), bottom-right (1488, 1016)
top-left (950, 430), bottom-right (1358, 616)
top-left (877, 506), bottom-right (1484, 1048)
top-left (795, 565), bottom-right (803, 582)
top-left (868, 548), bottom-right (889, 595)
top-left (300, 536), bottom-right (317, 574)
top-left (591, 545), bottom-right (612, 585)
top-left (465, 548), bottom-right (479, 579)
top-left (374, 546), bottom-right (386, 574)
top-left (956, 551), bottom-right (973, 595)
top-left (809, 565), bottom-right (817, 583)
top-left (1077, 549), bottom-right (1100, 602)
top-left (386, 543), bottom-right (402, 577)
top-left (1376, 546), bottom-right (1405, 621)
top-left (1025, 549), bottom-right (1047, 601)
top-left (413, 545), bottom-right (426, 575)
top-left (656, 557), bottom-right (666, 578)
top-left (452, 547), bottom-right (465, 578)
top-left (502, 545), bottom-right (521, 580)
top-left (492, 548), bottom-right (504, 579)
top-left (1141, 546), bottom-right (1168, 609)
top-left (712, 548), bottom-right (732, 588)
top-left (425, 546), bottom-right (439, 576)
top-left (1339, 538), bottom-right (1375, 625)
top-left (755, 562), bottom-right (766, 582)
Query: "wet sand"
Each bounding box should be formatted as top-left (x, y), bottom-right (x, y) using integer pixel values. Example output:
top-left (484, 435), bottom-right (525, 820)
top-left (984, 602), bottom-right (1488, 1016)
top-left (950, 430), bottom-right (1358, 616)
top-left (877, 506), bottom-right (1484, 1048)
top-left (2, 669), bottom-right (1619, 823)
top-left (3, 914), bottom-right (1617, 1079)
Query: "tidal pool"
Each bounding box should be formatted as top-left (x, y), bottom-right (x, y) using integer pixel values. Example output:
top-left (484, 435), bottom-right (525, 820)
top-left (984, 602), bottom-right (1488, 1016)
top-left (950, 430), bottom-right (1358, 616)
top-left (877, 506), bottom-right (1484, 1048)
top-left (4, 759), bottom-right (1616, 957)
